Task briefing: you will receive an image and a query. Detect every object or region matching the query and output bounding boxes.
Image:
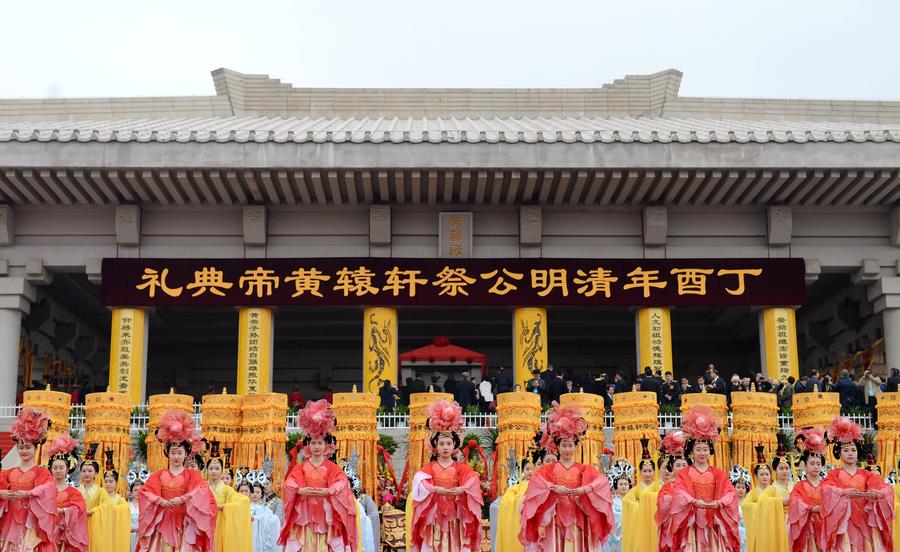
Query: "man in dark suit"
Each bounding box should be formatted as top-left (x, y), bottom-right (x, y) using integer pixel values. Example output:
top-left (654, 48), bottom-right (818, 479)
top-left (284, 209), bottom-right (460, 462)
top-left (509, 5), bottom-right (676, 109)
top-left (455, 376), bottom-right (475, 408)
top-left (660, 371), bottom-right (680, 407)
top-left (831, 370), bottom-right (859, 410)
top-left (705, 370), bottom-right (727, 396)
top-left (886, 367), bottom-right (900, 392)
top-left (409, 375), bottom-right (427, 395)
top-left (613, 372), bottom-right (630, 394)
top-left (549, 373), bottom-right (567, 404)
top-left (638, 367), bottom-right (661, 395)
top-left (806, 369), bottom-right (822, 393)
top-left (602, 384), bottom-right (615, 410)
top-left (494, 365), bottom-right (514, 395)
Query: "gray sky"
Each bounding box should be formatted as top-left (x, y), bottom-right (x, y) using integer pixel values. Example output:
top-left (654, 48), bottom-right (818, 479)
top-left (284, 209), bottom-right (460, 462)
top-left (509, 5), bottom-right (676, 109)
top-left (2, 0), bottom-right (899, 100)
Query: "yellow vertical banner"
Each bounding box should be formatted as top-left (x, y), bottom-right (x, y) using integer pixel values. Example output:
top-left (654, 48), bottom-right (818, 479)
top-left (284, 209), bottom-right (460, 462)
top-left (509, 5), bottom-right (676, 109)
top-left (636, 307), bottom-right (673, 375)
top-left (760, 307), bottom-right (800, 382)
top-left (513, 307), bottom-right (548, 388)
top-left (362, 307), bottom-right (398, 394)
top-left (108, 307), bottom-right (148, 404)
top-left (237, 307), bottom-right (273, 394)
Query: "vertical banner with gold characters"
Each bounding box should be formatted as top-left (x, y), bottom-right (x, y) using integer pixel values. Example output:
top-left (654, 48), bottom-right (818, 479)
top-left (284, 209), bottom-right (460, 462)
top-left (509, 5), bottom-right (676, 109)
top-left (237, 307), bottom-right (273, 394)
top-left (107, 307), bottom-right (148, 404)
top-left (759, 307), bottom-right (800, 382)
top-left (362, 307), bottom-right (398, 394)
top-left (635, 307), bottom-right (673, 376)
top-left (513, 307), bottom-right (548, 388)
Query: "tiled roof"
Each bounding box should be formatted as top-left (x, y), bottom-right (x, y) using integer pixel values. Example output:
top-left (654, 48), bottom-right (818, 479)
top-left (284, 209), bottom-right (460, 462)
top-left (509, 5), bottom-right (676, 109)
top-left (2, 116), bottom-right (899, 144)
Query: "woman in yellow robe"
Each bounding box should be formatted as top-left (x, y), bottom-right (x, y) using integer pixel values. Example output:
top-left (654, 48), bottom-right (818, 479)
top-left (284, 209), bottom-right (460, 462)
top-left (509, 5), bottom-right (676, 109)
top-left (755, 453), bottom-right (792, 552)
top-left (78, 447), bottom-right (130, 552)
top-left (496, 459), bottom-right (534, 552)
top-left (206, 442), bottom-right (252, 552)
top-left (621, 440), bottom-right (662, 552)
top-left (743, 447), bottom-right (773, 552)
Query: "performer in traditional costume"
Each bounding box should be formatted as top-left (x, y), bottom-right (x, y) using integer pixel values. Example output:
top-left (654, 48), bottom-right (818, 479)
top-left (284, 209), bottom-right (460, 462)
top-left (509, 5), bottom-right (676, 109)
top-left (520, 402), bottom-right (614, 551)
top-left (622, 438), bottom-right (661, 552)
top-left (729, 466), bottom-right (752, 552)
top-left (262, 478), bottom-right (284, 524)
top-left (605, 460), bottom-right (635, 552)
top-left (743, 446), bottom-right (773, 552)
top-left (657, 431), bottom-right (688, 552)
top-left (279, 399), bottom-right (357, 552)
top-left (409, 398), bottom-right (482, 552)
top-left (0, 407), bottom-right (56, 552)
top-left (821, 416), bottom-right (894, 552)
top-left (664, 405), bottom-right (740, 552)
top-left (496, 457), bottom-right (535, 552)
top-left (891, 460), bottom-right (900, 552)
top-left (206, 441), bottom-right (251, 552)
top-left (238, 479), bottom-right (280, 552)
top-left (47, 435), bottom-right (89, 552)
top-left (756, 441), bottom-right (793, 552)
top-left (788, 428), bottom-right (826, 552)
top-left (91, 450), bottom-right (132, 552)
top-left (136, 409), bottom-right (217, 552)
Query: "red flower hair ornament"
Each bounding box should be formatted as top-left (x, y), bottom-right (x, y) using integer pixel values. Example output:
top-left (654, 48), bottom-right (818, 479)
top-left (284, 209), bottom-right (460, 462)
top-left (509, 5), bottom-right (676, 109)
top-left (297, 399), bottom-right (336, 441)
top-left (827, 416), bottom-right (862, 445)
top-left (47, 434), bottom-right (79, 458)
top-left (10, 407), bottom-right (50, 445)
top-left (157, 410), bottom-right (195, 445)
top-left (660, 430), bottom-right (687, 456)
top-left (541, 402), bottom-right (588, 453)
top-left (426, 399), bottom-right (463, 434)
top-left (798, 428), bottom-right (826, 455)
top-left (682, 405), bottom-right (722, 443)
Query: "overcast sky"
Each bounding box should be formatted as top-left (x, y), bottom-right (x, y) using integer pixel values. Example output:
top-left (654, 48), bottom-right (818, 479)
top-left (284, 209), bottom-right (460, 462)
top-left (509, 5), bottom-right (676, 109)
top-left (2, 1), bottom-right (899, 101)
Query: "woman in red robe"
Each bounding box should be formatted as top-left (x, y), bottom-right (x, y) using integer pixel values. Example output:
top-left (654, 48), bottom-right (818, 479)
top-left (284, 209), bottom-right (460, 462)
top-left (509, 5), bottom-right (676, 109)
top-left (657, 431), bottom-right (689, 552)
top-left (136, 409), bottom-right (217, 552)
top-left (820, 417), bottom-right (893, 552)
top-left (788, 428), bottom-right (826, 552)
top-left (520, 402), bottom-right (614, 552)
top-left (46, 435), bottom-right (89, 552)
top-left (278, 399), bottom-right (357, 552)
top-left (665, 405), bottom-right (740, 552)
top-left (0, 407), bottom-right (57, 552)
top-left (410, 399), bottom-right (483, 552)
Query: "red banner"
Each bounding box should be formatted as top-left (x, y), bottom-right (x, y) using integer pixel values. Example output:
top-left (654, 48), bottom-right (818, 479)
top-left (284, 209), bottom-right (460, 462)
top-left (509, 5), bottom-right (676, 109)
top-left (101, 257), bottom-right (805, 308)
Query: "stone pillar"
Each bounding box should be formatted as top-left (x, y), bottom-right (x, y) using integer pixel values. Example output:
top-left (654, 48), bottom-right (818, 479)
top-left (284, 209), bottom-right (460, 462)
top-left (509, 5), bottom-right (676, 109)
top-left (867, 277), bottom-right (900, 370)
top-left (0, 277), bottom-right (36, 405)
top-left (362, 307), bottom-right (398, 394)
top-left (758, 307), bottom-right (800, 382)
top-left (634, 307), bottom-right (673, 377)
top-left (513, 307), bottom-right (548, 388)
top-left (882, 308), bottom-right (900, 370)
top-left (237, 307), bottom-right (274, 394)
top-left (108, 307), bottom-right (149, 403)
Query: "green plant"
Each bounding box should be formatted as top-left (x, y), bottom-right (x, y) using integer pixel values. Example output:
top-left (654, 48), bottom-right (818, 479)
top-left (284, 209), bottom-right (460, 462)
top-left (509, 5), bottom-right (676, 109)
top-left (286, 432), bottom-right (304, 455)
top-left (484, 428), bottom-right (499, 453)
top-left (131, 429), bottom-right (148, 463)
top-left (393, 404), bottom-right (409, 415)
top-left (131, 405), bottom-right (148, 418)
top-left (463, 405), bottom-right (479, 416)
top-left (659, 404), bottom-right (680, 416)
top-left (779, 430), bottom-right (796, 453)
top-left (378, 434), bottom-right (399, 455)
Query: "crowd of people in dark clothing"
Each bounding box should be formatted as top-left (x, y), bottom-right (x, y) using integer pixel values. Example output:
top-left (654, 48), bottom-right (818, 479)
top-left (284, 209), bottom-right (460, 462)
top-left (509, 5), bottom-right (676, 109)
top-left (378, 362), bottom-right (900, 419)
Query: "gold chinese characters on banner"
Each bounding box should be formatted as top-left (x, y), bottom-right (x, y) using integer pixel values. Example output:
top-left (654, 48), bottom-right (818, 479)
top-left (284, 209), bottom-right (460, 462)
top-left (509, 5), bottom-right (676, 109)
top-left (560, 392), bottom-right (606, 466)
top-left (407, 391), bottom-right (453, 476)
top-left (201, 390), bottom-right (243, 456)
top-left (102, 258), bottom-right (804, 308)
top-left (108, 307), bottom-right (147, 404)
top-left (147, 390), bottom-right (193, 472)
top-left (84, 391), bottom-right (132, 493)
top-left (332, 387), bottom-right (379, 501)
top-left (238, 307), bottom-right (273, 394)
top-left (730, 391), bottom-right (778, 471)
top-left (238, 392), bottom-right (288, 490)
top-left (611, 391), bottom-right (659, 472)
top-left (681, 393), bottom-right (730, 470)
top-left (875, 392), bottom-right (900, 475)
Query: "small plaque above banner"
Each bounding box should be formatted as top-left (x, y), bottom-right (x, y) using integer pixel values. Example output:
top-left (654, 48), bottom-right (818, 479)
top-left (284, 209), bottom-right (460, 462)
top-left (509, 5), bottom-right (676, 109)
top-left (439, 212), bottom-right (472, 258)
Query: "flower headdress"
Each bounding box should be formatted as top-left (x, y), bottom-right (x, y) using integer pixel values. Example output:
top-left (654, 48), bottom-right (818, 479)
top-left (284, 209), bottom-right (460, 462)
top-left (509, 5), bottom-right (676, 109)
top-left (682, 405), bottom-right (721, 444)
top-left (797, 428), bottom-right (826, 459)
top-left (729, 465), bottom-right (752, 489)
top-left (541, 402), bottom-right (588, 454)
top-left (10, 407), bottom-right (50, 445)
top-left (292, 400), bottom-right (337, 463)
top-left (156, 409), bottom-right (195, 452)
top-left (46, 434), bottom-right (80, 474)
top-left (660, 431), bottom-right (686, 458)
top-left (426, 399), bottom-right (464, 436)
top-left (827, 417), bottom-right (863, 445)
